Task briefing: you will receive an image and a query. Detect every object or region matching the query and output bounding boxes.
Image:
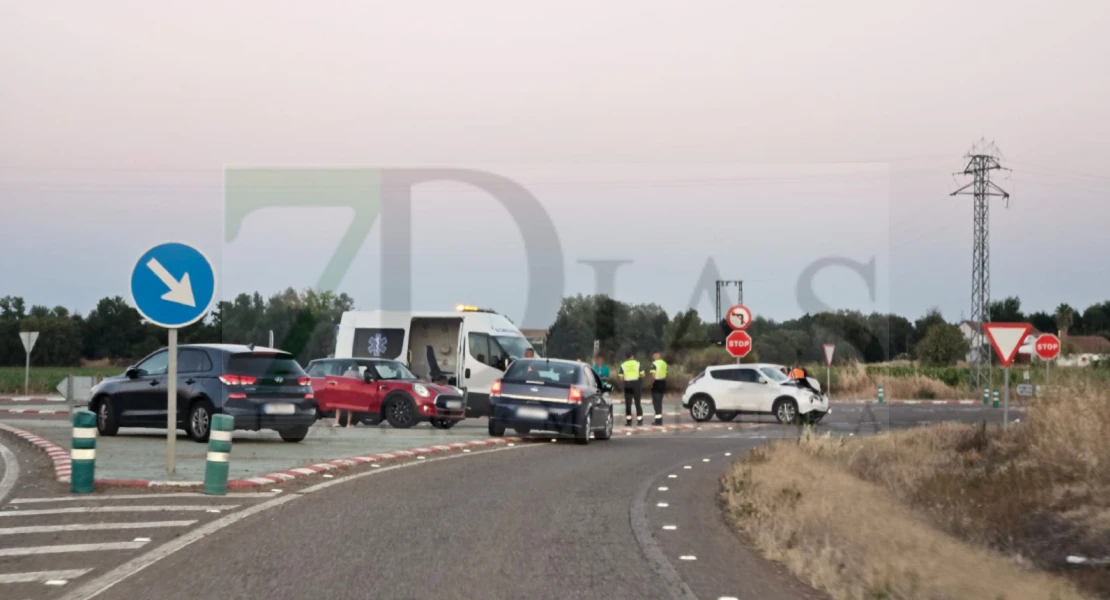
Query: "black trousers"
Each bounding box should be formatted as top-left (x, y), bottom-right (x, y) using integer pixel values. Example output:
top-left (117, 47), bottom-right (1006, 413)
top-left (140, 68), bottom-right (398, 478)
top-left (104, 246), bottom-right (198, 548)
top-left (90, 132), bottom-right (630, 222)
top-left (651, 380), bottom-right (666, 419)
top-left (624, 381), bottom-right (642, 419)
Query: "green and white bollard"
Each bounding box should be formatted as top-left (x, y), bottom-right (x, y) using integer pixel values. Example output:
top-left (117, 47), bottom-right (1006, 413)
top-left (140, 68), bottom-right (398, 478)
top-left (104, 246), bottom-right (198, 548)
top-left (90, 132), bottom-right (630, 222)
top-left (71, 410), bottom-right (96, 494)
top-left (877, 385), bottom-right (885, 404)
top-left (204, 414), bottom-right (234, 496)
top-left (983, 387), bottom-right (990, 406)
top-left (992, 388), bottom-right (1000, 409)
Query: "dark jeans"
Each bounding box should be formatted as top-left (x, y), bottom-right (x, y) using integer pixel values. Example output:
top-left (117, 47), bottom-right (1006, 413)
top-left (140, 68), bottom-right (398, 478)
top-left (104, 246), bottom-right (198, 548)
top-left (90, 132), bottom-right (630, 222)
top-left (624, 381), bottom-right (642, 419)
top-left (651, 380), bottom-right (666, 419)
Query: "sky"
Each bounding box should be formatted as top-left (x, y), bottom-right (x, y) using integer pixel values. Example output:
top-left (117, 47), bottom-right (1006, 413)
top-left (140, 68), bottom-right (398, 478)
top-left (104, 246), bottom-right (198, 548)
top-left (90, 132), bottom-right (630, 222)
top-left (2, 0), bottom-right (1108, 329)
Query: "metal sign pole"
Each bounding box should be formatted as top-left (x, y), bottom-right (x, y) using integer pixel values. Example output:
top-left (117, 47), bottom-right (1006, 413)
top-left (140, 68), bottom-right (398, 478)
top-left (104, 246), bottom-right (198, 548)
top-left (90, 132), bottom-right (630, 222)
top-left (827, 367), bottom-right (831, 397)
top-left (167, 328), bottom-right (178, 474)
top-left (24, 348), bottom-right (31, 396)
top-left (1003, 367), bottom-right (1010, 429)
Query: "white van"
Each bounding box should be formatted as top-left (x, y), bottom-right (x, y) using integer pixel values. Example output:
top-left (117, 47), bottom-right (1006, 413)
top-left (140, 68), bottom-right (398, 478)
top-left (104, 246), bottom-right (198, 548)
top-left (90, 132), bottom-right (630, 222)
top-left (333, 306), bottom-right (534, 417)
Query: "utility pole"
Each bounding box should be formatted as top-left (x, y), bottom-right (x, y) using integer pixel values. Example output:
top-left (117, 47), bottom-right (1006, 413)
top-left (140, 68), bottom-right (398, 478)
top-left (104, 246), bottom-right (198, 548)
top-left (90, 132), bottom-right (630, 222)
top-left (950, 139), bottom-right (1010, 389)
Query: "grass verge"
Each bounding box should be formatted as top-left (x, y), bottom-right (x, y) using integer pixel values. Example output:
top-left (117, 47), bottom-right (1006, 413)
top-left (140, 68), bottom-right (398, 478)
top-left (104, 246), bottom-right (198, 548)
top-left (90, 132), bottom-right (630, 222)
top-left (720, 383), bottom-right (1110, 599)
top-left (0, 366), bottom-right (121, 395)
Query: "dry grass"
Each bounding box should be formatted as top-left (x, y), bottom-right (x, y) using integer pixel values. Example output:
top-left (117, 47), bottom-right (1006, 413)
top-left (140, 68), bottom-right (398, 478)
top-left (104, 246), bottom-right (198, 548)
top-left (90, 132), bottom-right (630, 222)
top-left (828, 363), bottom-right (966, 401)
top-left (720, 383), bottom-right (1110, 599)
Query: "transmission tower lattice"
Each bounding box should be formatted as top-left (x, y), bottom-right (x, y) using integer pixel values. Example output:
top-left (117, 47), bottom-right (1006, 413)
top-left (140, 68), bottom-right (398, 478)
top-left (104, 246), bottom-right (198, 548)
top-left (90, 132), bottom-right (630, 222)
top-left (950, 140), bottom-right (1010, 389)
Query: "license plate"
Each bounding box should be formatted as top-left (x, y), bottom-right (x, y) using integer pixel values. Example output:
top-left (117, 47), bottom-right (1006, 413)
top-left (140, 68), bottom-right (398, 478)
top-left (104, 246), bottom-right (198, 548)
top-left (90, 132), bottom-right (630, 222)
top-left (516, 407), bottom-right (548, 420)
top-left (444, 400), bottom-right (462, 410)
top-left (263, 403), bottom-right (295, 415)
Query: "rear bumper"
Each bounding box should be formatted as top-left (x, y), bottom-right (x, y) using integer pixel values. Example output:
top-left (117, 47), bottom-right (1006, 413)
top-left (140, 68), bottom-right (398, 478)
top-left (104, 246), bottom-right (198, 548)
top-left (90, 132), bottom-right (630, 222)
top-left (221, 399), bottom-right (317, 430)
top-left (490, 400), bottom-right (586, 433)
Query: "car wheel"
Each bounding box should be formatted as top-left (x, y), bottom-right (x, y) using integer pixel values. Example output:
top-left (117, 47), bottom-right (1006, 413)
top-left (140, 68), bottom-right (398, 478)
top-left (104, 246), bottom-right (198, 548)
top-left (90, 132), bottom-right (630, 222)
top-left (94, 396), bottom-right (119, 436)
top-left (186, 401), bottom-right (213, 443)
top-left (488, 419), bottom-right (506, 437)
top-left (513, 426), bottom-right (532, 435)
top-left (774, 398), bottom-right (799, 424)
top-left (688, 395), bottom-right (715, 422)
top-left (383, 396), bottom-right (419, 429)
top-left (716, 411), bottom-right (738, 422)
top-left (279, 426), bottom-right (310, 442)
top-left (595, 409), bottom-right (613, 441)
top-left (575, 411), bottom-right (592, 445)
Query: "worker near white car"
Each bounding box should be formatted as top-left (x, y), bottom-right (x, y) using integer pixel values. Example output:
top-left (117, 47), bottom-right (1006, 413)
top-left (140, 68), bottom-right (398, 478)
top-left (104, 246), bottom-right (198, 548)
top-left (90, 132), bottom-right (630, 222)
top-left (619, 352), bottom-right (645, 426)
top-left (649, 351), bottom-right (667, 426)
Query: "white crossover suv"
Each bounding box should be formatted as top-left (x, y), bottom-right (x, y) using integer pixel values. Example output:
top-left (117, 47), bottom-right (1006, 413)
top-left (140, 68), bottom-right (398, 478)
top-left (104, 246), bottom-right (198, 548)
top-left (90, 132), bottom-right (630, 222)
top-left (681, 363), bottom-right (829, 424)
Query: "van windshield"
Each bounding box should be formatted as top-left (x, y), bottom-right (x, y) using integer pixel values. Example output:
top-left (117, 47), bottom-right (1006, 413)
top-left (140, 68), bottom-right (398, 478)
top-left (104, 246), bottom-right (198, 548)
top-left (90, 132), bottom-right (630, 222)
top-left (494, 336), bottom-right (532, 359)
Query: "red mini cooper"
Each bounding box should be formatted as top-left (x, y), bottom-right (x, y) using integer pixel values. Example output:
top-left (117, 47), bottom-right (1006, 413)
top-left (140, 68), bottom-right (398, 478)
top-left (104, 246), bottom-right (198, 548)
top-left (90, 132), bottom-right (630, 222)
top-left (305, 358), bottom-right (466, 429)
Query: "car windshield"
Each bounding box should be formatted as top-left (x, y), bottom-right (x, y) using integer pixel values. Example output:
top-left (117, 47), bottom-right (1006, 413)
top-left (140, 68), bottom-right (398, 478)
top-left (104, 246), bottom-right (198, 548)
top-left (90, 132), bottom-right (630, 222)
top-left (227, 353), bottom-right (305, 377)
top-left (760, 367), bottom-right (789, 383)
top-left (370, 360), bottom-right (416, 380)
top-left (494, 335), bottom-right (533, 359)
top-left (504, 360), bottom-right (579, 384)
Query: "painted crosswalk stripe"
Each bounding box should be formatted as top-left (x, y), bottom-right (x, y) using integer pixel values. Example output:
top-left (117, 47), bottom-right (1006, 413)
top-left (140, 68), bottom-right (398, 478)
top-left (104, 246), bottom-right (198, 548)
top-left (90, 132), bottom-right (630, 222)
top-left (0, 520), bottom-right (197, 535)
top-left (0, 505), bottom-right (238, 518)
top-left (0, 569), bottom-right (93, 584)
top-left (0, 540), bottom-right (149, 557)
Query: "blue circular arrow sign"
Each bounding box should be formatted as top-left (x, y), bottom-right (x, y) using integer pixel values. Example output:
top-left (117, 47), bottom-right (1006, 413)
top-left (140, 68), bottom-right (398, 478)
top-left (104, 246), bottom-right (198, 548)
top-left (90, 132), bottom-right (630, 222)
top-left (129, 242), bottom-right (217, 328)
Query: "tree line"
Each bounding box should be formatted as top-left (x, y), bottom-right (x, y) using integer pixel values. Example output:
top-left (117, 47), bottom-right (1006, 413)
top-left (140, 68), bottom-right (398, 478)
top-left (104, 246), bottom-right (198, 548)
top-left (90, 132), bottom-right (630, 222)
top-left (0, 290), bottom-right (353, 367)
top-left (1, 291), bottom-right (1107, 369)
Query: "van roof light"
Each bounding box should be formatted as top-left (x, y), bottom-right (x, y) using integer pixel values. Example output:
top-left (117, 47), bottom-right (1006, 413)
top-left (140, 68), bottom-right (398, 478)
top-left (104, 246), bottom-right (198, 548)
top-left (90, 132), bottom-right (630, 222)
top-left (456, 305), bottom-right (496, 314)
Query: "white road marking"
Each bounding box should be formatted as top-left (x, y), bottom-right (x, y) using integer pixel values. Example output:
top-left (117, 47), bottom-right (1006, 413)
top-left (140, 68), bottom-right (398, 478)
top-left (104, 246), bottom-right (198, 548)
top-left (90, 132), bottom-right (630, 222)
top-left (371, 464), bottom-right (381, 468)
top-left (507, 443), bottom-right (515, 447)
top-left (322, 474), bottom-right (334, 478)
top-left (679, 555), bottom-right (697, 561)
top-left (0, 540), bottom-right (149, 557)
top-left (46, 580), bottom-right (70, 586)
top-left (0, 521), bottom-right (196, 535)
top-left (656, 502), bottom-right (669, 508)
top-left (132, 538), bottom-right (150, 542)
top-left (668, 474), bottom-right (677, 479)
top-left (683, 466), bottom-right (692, 470)
top-left (718, 596), bottom-right (740, 600)
top-left (0, 441), bottom-right (19, 504)
top-left (57, 443), bottom-right (539, 600)
top-left (702, 458), bottom-right (710, 462)
top-left (0, 506), bottom-right (238, 518)
top-left (417, 456), bottom-right (426, 460)
top-left (463, 449), bottom-right (471, 453)
top-left (662, 525), bottom-right (677, 530)
top-left (658, 486), bottom-right (669, 491)
top-left (724, 452), bottom-right (732, 456)
top-left (11, 492), bottom-right (276, 504)
top-left (0, 569), bottom-right (92, 584)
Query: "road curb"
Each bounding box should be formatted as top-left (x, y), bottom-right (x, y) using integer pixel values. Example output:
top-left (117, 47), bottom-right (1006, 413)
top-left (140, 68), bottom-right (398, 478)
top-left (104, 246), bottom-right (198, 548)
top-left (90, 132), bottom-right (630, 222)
top-left (0, 408), bottom-right (69, 415)
top-left (0, 420), bottom-right (742, 490)
top-left (0, 422), bottom-right (73, 481)
top-left (835, 399), bottom-right (1017, 406)
top-left (0, 396), bottom-right (66, 404)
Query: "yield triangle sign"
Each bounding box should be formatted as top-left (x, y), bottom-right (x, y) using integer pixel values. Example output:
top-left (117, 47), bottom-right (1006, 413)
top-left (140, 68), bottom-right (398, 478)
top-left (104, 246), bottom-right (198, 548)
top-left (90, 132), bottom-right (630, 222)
top-left (823, 344), bottom-right (835, 366)
top-left (984, 323), bottom-right (1032, 367)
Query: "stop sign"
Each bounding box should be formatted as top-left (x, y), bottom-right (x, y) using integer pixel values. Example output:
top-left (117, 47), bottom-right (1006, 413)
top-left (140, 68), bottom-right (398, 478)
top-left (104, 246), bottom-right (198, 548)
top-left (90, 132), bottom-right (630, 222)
top-left (725, 330), bottom-right (753, 358)
top-left (1034, 334), bottom-right (1061, 360)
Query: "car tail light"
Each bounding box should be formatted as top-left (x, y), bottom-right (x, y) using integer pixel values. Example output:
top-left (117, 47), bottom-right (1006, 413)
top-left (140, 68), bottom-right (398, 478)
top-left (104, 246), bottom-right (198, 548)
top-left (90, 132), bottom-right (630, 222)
top-left (228, 393), bottom-right (247, 399)
top-left (297, 377), bottom-right (311, 386)
top-left (219, 374), bottom-right (258, 386)
top-left (490, 379), bottom-right (502, 395)
top-left (568, 386), bottom-right (582, 403)
top-left (305, 393), bottom-right (314, 399)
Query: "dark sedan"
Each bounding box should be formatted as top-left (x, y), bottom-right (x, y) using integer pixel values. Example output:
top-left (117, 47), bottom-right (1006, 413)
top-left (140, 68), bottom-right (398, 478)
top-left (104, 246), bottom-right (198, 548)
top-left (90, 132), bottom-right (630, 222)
top-left (88, 344), bottom-right (317, 442)
top-left (487, 358), bottom-right (613, 445)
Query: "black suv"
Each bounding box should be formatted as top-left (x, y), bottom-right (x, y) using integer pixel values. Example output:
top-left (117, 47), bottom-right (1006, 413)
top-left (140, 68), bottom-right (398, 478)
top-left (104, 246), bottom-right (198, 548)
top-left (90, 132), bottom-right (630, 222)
top-left (88, 344), bottom-right (317, 442)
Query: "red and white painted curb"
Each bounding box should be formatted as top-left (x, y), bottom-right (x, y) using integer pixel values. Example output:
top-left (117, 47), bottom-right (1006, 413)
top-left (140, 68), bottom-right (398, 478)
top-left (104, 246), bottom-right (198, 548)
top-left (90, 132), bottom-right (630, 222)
top-left (0, 422), bottom-right (73, 481)
top-left (0, 396), bottom-right (65, 403)
top-left (845, 399), bottom-right (999, 406)
top-left (0, 419), bottom-right (739, 489)
top-left (0, 408), bottom-right (69, 415)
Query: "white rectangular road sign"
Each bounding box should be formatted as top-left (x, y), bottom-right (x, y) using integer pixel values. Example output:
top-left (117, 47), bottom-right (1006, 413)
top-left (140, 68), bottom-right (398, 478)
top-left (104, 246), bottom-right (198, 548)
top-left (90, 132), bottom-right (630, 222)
top-left (1016, 383), bottom-right (1034, 397)
top-left (56, 376), bottom-right (98, 403)
top-left (19, 332), bottom-right (39, 353)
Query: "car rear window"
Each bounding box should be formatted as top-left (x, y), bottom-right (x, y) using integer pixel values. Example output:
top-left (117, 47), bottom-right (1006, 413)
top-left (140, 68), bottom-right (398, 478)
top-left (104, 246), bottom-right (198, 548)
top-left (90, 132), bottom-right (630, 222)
top-left (504, 360), bottom-right (580, 384)
top-left (226, 353), bottom-right (306, 377)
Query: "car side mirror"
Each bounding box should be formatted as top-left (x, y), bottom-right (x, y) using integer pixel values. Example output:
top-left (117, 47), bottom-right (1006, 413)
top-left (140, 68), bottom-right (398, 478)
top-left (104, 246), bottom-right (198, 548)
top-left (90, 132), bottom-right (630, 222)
top-left (758, 378), bottom-right (768, 384)
top-left (125, 366), bottom-right (139, 379)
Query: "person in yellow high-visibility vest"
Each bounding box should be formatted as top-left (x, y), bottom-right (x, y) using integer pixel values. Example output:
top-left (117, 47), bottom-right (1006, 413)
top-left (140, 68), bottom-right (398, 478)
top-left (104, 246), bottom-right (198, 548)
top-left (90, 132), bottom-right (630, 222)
top-left (618, 352), bottom-right (645, 426)
top-left (649, 351), bottom-right (668, 426)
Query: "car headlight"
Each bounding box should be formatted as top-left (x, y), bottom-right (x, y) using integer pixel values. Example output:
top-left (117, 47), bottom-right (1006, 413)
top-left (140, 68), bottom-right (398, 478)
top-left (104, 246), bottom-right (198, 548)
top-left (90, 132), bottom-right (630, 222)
top-left (412, 383), bottom-right (431, 398)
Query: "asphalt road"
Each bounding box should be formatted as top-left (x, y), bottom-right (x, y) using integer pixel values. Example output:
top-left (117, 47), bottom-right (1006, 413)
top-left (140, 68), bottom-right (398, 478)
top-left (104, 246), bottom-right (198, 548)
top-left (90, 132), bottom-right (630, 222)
top-left (1, 404), bottom-right (1019, 600)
